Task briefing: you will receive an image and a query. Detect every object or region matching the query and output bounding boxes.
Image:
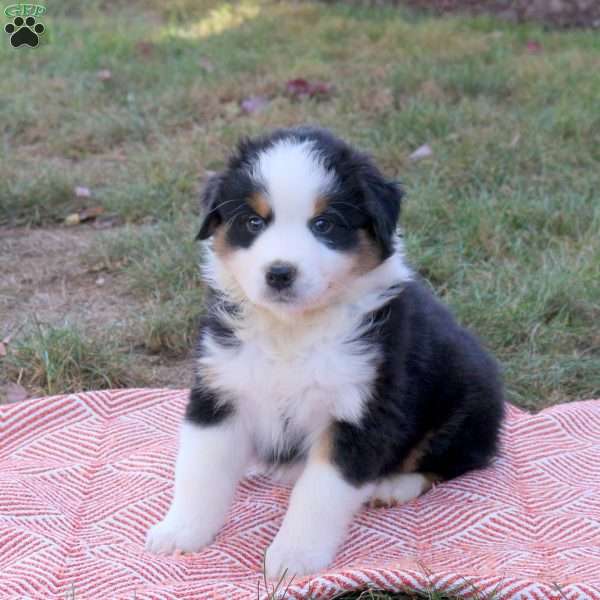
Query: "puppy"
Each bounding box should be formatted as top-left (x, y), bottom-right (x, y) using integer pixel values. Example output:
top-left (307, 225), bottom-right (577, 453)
top-left (145, 127), bottom-right (504, 578)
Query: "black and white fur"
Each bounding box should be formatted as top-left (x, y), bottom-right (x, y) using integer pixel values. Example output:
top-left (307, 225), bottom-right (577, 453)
top-left (145, 127), bottom-right (504, 578)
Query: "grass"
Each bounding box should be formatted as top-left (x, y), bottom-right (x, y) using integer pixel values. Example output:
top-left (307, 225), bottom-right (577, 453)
top-left (5, 0), bottom-right (595, 408)
top-left (1, 11), bottom-right (599, 593)
top-left (1, 2), bottom-right (599, 400)
top-left (1, 321), bottom-right (136, 397)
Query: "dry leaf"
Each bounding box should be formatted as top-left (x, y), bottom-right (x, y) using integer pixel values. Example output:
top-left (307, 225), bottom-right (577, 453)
top-left (510, 133), bottom-right (521, 148)
top-left (97, 69), bottom-right (112, 81)
top-left (240, 95), bottom-right (270, 115)
top-left (79, 206), bottom-right (104, 221)
top-left (285, 78), bottom-right (333, 99)
top-left (526, 40), bottom-right (542, 54)
top-left (65, 213), bottom-right (81, 226)
top-left (409, 144), bottom-right (433, 161)
top-left (0, 342), bottom-right (6, 357)
top-left (6, 382), bottom-right (28, 403)
top-left (65, 206), bottom-right (104, 226)
top-left (136, 41), bottom-right (155, 57)
top-left (74, 186), bottom-right (91, 198)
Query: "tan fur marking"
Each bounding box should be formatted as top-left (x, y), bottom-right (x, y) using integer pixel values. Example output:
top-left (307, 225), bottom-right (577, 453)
top-left (401, 431), bottom-right (435, 473)
top-left (351, 231), bottom-right (382, 276)
top-left (195, 363), bottom-right (220, 389)
top-left (311, 427), bottom-right (334, 464)
top-left (312, 195), bottom-right (330, 218)
top-left (422, 472), bottom-right (441, 491)
top-left (248, 192), bottom-right (271, 219)
top-left (368, 472), bottom-right (439, 508)
top-left (212, 227), bottom-right (231, 258)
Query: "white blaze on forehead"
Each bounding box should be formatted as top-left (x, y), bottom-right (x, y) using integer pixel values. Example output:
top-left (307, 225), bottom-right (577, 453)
top-left (250, 139), bottom-right (336, 221)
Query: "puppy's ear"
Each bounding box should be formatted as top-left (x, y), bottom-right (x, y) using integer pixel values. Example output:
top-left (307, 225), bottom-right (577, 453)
top-left (360, 165), bottom-right (403, 259)
top-left (196, 173), bottom-right (224, 240)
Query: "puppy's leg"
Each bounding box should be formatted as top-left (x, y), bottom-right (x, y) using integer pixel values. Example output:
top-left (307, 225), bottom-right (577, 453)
top-left (265, 435), bottom-right (373, 579)
top-left (146, 417), bottom-right (250, 554)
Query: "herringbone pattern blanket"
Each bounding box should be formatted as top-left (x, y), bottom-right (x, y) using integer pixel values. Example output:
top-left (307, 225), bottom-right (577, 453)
top-left (2, 389), bottom-right (600, 599)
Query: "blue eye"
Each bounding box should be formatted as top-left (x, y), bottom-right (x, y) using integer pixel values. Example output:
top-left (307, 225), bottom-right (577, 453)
top-left (312, 218), bottom-right (334, 235)
top-left (246, 216), bottom-right (265, 234)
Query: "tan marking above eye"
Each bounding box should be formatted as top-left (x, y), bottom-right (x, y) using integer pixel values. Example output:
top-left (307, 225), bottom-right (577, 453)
top-left (312, 195), bottom-right (330, 218)
top-left (248, 192), bottom-right (272, 219)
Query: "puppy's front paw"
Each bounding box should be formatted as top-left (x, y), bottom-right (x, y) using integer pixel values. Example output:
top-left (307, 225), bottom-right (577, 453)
top-left (145, 515), bottom-right (213, 555)
top-left (265, 535), bottom-right (334, 580)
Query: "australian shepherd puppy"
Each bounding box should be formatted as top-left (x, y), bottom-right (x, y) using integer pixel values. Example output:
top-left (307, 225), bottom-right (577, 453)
top-left (146, 127), bottom-right (504, 578)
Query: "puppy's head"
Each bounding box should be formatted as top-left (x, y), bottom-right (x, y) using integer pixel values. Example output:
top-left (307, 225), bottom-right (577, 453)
top-left (198, 127), bottom-right (403, 317)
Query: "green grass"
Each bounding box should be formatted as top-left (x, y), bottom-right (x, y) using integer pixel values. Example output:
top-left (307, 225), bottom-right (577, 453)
top-left (2, 2), bottom-right (599, 416)
top-left (0, 321), bottom-right (136, 398)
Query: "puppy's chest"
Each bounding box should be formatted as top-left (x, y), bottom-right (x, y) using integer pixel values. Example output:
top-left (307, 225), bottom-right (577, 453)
top-left (201, 323), bottom-right (379, 453)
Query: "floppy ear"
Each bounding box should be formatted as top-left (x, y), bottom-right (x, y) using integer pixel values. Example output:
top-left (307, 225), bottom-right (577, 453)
top-left (360, 166), bottom-right (403, 259)
top-left (196, 173), bottom-right (224, 240)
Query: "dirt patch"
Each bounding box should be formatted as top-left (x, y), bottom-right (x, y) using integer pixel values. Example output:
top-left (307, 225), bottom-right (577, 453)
top-left (0, 226), bottom-right (192, 395)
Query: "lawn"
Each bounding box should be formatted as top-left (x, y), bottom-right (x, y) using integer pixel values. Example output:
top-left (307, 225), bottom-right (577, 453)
top-left (2, 0), bottom-right (599, 408)
top-left (1, 0), bottom-right (599, 597)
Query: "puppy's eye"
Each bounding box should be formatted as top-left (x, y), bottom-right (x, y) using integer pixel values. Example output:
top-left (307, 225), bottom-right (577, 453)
top-left (246, 215), bottom-right (266, 234)
top-left (311, 218), bottom-right (334, 235)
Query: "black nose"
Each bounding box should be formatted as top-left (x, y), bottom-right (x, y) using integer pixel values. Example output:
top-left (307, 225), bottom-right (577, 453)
top-left (265, 262), bottom-right (297, 291)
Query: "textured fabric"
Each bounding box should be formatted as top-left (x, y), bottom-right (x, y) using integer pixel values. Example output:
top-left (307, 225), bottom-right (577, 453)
top-left (2, 389), bottom-right (600, 600)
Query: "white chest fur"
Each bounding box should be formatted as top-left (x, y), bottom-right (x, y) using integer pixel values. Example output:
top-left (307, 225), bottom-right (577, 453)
top-left (197, 305), bottom-right (381, 461)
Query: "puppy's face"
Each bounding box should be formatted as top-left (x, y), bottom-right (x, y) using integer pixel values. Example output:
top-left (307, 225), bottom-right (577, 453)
top-left (198, 129), bottom-right (402, 317)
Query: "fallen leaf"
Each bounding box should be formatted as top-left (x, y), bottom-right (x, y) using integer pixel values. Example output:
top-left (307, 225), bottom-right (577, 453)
top-left (65, 206), bottom-right (105, 226)
top-left (526, 40), bottom-right (542, 54)
top-left (286, 78), bottom-right (310, 96)
top-left (5, 382), bottom-right (28, 403)
top-left (285, 78), bottom-right (332, 99)
top-left (136, 41), bottom-right (155, 57)
top-left (79, 206), bottom-right (104, 221)
top-left (510, 133), bottom-right (521, 148)
top-left (310, 81), bottom-right (333, 96)
top-left (97, 69), bottom-right (112, 81)
top-left (65, 213), bottom-right (81, 226)
top-left (409, 144), bottom-right (433, 161)
top-left (240, 95), bottom-right (270, 114)
top-left (74, 186), bottom-right (91, 198)
top-left (0, 342), bottom-right (6, 357)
